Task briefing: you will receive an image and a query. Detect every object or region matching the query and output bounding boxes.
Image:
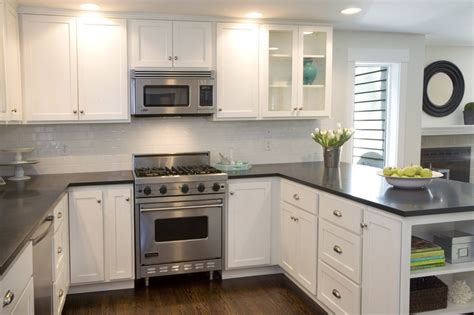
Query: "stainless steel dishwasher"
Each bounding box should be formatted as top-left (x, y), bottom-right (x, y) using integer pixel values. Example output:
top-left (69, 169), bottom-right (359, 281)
top-left (32, 214), bottom-right (54, 315)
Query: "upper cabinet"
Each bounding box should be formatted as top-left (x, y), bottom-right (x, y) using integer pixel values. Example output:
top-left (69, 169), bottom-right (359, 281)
top-left (216, 23), bottom-right (259, 119)
top-left (21, 14), bottom-right (128, 122)
top-left (260, 25), bottom-right (332, 118)
top-left (129, 20), bottom-right (212, 69)
top-left (0, 2), bottom-right (22, 122)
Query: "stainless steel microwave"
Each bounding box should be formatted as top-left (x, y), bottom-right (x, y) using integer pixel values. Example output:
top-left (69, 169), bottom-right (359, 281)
top-left (131, 70), bottom-right (215, 116)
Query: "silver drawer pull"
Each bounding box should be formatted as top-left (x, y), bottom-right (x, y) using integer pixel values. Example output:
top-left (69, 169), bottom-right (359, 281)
top-left (57, 246), bottom-right (63, 254)
top-left (332, 289), bottom-right (341, 299)
top-left (333, 209), bottom-right (342, 217)
top-left (2, 290), bottom-right (14, 307)
top-left (57, 212), bottom-right (63, 219)
top-left (333, 245), bottom-right (343, 254)
top-left (59, 289), bottom-right (64, 298)
top-left (293, 194), bottom-right (300, 200)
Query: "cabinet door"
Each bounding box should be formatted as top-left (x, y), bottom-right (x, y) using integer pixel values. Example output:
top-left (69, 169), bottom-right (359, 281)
top-left (129, 19), bottom-right (173, 68)
top-left (260, 24), bottom-right (298, 118)
top-left (227, 180), bottom-right (272, 269)
top-left (104, 186), bottom-right (134, 281)
top-left (216, 23), bottom-right (259, 118)
top-left (0, 3), bottom-right (7, 121)
top-left (9, 277), bottom-right (34, 315)
top-left (77, 18), bottom-right (128, 121)
top-left (69, 189), bottom-right (105, 284)
top-left (280, 202), bottom-right (298, 277)
top-left (21, 15), bottom-right (78, 121)
top-left (296, 207), bottom-right (317, 294)
top-left (173, 21), bottom-right (212, 68)
top-left (361, 210), bottom-right (402, 315)
top-left (297, 26), bottom-right (332, 117)
top-left (3, 4), bottom-right (22, 121)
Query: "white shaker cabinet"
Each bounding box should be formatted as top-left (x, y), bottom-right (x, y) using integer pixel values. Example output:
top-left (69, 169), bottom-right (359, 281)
top-left (280, 201), bottom-right (317, 295)
top-left (226, 179), bottom-right (272, 269)
top-left (216, 23), bottom-right (259, 119)
top-left (69, 185), bottom-right (134, 288)
top-left (0, 1), bottom-right (22, 122)
top-left (129, 20), bottom-right (212, 69)
top-left (77, 17), bottom-right (128, 121)
top-left (21, 14), bottom-right (78, 121)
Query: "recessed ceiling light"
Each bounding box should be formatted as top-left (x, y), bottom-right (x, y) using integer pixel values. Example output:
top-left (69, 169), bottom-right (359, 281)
top-left (341, 7), bottom-right (362, 15)
top-left (303, 31), bottom-right (314, 35)
top-left (245, 11), bottom-right (263, 18)
top-left (269, 47), bottom-right (279, 51)
top-left (80, 3), bottom-right (100, 11)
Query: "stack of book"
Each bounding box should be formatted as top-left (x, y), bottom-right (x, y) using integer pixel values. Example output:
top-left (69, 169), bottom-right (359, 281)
top-left (411, 236), bottom-right (446, 270)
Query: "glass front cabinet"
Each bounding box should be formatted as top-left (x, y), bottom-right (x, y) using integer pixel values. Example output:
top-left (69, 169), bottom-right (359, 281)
top-left (260, 25), bottom-right (332, 118)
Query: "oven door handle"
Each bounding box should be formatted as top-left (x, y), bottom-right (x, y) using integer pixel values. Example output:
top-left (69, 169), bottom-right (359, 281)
top-left (140, 204), bottom-right (224, 212)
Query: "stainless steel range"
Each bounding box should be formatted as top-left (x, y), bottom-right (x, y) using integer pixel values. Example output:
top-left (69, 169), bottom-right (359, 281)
top-left (133, 152), bottom-right (227, 285)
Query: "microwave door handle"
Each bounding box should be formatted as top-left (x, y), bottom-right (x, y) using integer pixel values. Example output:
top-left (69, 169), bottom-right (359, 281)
top-left (140, 203), bottom-right (224, 212)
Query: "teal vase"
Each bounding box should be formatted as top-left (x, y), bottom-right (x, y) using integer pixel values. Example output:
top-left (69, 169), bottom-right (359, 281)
top-left (303, 59), bottom-right (317, 85)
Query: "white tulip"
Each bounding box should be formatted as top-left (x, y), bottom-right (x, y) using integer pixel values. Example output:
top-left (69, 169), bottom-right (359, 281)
top-left (349, 127), bottom-right (355, 134)
top-left (336, 123), bottom-right (342, 129)
top-left (336, 129), bottom-right (343, 135)
top-left (321, 130), bottom-right (327, 135)
top-left (314, 128), bottom-right (320, 133)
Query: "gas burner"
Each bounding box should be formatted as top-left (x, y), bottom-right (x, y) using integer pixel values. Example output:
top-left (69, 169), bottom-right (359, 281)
top-left (135, 165), bottom-right (222, 178)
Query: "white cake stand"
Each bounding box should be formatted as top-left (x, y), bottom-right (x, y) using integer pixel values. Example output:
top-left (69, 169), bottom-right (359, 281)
top-left (0, 148), bottom-right (38, 181)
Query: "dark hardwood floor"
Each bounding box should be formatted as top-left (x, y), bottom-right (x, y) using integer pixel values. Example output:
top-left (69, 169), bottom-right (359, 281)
top-left (63, 273), bottom-right (327, 315)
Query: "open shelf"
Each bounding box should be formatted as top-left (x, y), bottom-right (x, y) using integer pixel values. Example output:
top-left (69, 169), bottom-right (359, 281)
top-left (412, 299), bottom-right (474, 315)
top-left (411, 261), bottom-right (474, 279)
top-left (303, 84), bottom-right (324, 88)
top-left (270, 54), bottom-right (291, 58)
top-left (303, 54), bottom-right (325, 58)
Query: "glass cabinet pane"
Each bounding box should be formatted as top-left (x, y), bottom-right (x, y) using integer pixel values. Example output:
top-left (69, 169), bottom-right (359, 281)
top-left (302, 31), bottom-right (327, 112)
top-left (268, 29), bottom-right (294, 112)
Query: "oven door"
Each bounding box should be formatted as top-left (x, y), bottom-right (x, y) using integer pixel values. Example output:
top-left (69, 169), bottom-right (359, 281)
top-left (139, 198), bottom-right (222, 265)
top-left (134, 78), bottom-right (198, 115)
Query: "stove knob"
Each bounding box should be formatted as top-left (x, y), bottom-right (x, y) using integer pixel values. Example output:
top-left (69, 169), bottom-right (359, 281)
top-left (181, 184), bottom-right (189, 193)
top-left (197, 183), bottom-right (206, 192)
top-left (159, 185), bottom-right (167, 195)
top-left (212, 183), bottom-right (221, 192)
top-left (143, 186), bottom-right (152, 195)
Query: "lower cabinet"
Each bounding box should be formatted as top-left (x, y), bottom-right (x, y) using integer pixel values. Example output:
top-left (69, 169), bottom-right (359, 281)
top-left (69, 185), bottom-right (134, 286)
top-left (52, 194), bottom-right (69, 315)
top-left (226, 179), bottom-right (272, 269)
top-left (280, 201), bottom-right (317, 295)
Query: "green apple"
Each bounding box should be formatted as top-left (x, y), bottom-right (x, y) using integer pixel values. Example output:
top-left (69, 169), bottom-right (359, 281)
top-left (403, 166), bottom-right (417, 177)
top-left (413, 165), bottom-right (423, 175)
top-left (383, 166), bottom-right (395, 176)
top-left (420, 168), bottom-right (433, 178)
top-left (391, 173), bottom-right (400, 177)
top-left (397, 168), bottom-right (404, 176)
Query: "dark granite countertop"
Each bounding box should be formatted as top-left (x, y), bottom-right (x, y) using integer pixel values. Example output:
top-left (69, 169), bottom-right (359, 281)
top-left (0, 171), bottom-right (133, 276)
top-left (226, 162), bottom-right (474, 217)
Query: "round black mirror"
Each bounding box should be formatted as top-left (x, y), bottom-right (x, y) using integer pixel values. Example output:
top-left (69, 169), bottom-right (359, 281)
top-left (423, 60), bottom-right (464, 117)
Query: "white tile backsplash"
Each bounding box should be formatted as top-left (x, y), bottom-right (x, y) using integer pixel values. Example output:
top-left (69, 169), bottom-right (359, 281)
top-left (0, 117), bottom-right (330, 175)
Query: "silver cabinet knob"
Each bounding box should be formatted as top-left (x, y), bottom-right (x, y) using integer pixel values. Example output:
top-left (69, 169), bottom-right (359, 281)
top-left (57, 246), bottom-right (63, 254)
top-left (125, 197), bottom-right (130, 202)
top-left (293, 193), bottom-right (300, 201)
top-left (333, 245), bottom-right (343, 254)
top-left (168, 56), bottom-right (172, 61)
top-left (360, 222), bottom-right (368, 229)
top-left (332, 289), bottom-right (341, 299)
top-left (57, 212), bottom-right (63, 219)
top-left (11, 108), bottom-right (17, 113)
top-left (73, 110), bottom-right (78, 114)
top-left (80, 110), bottom-right (84, 114)
top-left (97, 199), bottom-right (101, 204)
top-left (218, 108), bottom-right (223, 112)
top-left (229, 192), bottom-right (234, 196)
top-left (59, 289), bottom-right (64, 298)
top-left (174, 56), bottom-right (178, 60)
top-left (298, 107), bottom-right (303, 111)
top-left (293, 107), bottom-right (297, 111)
top-left (3, 290), bottom-right (14, 307)
top-left (333, 210), bottom-right (342, 217)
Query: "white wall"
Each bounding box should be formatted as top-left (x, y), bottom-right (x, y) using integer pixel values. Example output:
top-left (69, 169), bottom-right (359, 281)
top-left (0, 30), bottom-right (426, 175)
top-left (331, 30), bottom-right (426, 165)
top-left (423, 45), bottom-right (474, 127)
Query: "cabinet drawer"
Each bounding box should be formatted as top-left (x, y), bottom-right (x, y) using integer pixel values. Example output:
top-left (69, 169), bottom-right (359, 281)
top-left (318, 261), bottom-right (361, 315)
top-left (0, 243), bottom-right (33, 313)
top-left (319, 220), bottom-right (362, 283)
top-left (53, 263), bottom-right (68, 315)
top-left (53, 220), bottom-right (68, 282)
top-left (320, 194), bottom-right (364, 234)
top-left (53, 194), bottom-right (68, 233)
top-left (281, 179), bottom-right (318, 214)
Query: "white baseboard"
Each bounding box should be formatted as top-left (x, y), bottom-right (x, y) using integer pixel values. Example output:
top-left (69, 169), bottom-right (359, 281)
top-left (221, 265), bottom-right (283, 280)
top-left (68, 280), bottom-right (135, 294)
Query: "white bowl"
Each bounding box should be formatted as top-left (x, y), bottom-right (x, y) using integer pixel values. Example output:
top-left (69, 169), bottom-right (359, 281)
top-left (377, 170), bottom-right (444, 189)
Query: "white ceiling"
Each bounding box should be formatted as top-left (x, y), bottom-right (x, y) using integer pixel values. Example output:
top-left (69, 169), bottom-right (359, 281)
top-left (18, 0), bottom-right (474, 46)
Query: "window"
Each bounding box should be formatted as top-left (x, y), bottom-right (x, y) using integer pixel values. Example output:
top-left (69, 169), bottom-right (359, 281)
top-left (352, 64), bottom-right (390, 168)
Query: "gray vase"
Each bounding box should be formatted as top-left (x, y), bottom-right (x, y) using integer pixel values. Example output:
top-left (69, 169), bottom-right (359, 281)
top-left (323, 146), bottom-right (341, 168)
